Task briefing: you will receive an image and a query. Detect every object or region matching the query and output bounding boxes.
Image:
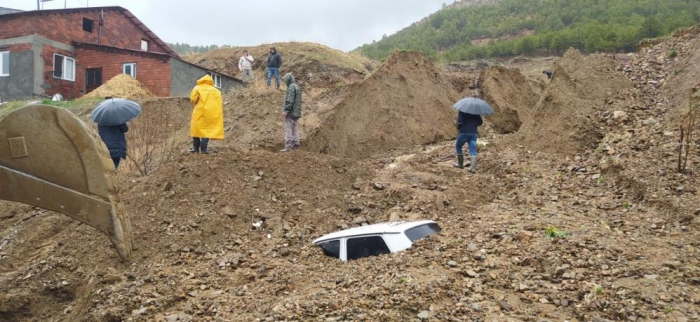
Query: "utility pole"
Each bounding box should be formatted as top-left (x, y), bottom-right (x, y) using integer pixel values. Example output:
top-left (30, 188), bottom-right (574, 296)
top-left (37, 0), bottom-right (40, 10)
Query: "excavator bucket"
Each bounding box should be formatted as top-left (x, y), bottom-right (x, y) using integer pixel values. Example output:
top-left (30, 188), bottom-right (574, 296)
top-left (0, 104), bottom-right (133, 260)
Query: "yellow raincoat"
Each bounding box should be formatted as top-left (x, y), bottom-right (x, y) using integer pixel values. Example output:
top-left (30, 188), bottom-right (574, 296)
top-left (190, 75), bottom-right (224, 140)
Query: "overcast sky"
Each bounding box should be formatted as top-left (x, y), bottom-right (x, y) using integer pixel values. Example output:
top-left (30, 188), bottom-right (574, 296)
top-left (3, 0), bottom-right (448, 51)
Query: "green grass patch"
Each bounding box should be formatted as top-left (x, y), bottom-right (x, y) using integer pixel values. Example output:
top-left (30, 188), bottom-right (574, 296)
top-left (1, 98), bottom-right (104, 119)
top-left (545, 226), bottom-right (571, 238)
top-left (621, 201), bottom-right (630, 210)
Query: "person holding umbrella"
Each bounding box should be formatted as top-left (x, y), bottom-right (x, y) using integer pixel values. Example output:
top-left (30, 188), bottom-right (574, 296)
top-left (452, 97), bottom-right (493, 173)
top-left (91, 97), bottom-right (142, 170)
top-left (189, 74), bottom-right (224, 154)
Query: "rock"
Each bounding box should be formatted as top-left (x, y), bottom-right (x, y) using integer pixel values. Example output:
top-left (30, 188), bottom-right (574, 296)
top-left (613, 110), bottom-right (628, 120)
top-left (471, 303), bottom-right (482, 312)
top-left (473, 250), bottom-right (486, 261)
top-left (465, 270), bottom-right (478, 278)
top-left (352, 183), bottom-right (361, 190)
top-left (347, 205), bottom-right (363, 214)
top-left (170, 244), bottom-right (181, 252)
top-left (417, 310), bottom-right (430, 320)
top-left (283, 222), bottom-right (292, 231)
top-left (372, 182), bottom-right (385, 190)
top-left (644, 274), bottom-right (659, 281)
top-left (103, 274), bottom-right (123, 284)
top-left (539, 298), bottom-right (549, 304)
top-left (519, 283), bottom-right (529, 291)
top-left (222, 206), bottom-right (236, 218)
top-left (353, 216), bottom-right (367, 224)
top-left (447, 260), bottom-right (457, 267)
top-left (253, 175), bottom-right (263, 182)
top-left (498, 300), bottom-right (512, 311)
top-left (165, 312), bottom-right (193, 322)
top-left (163, 181), bottom-right (173, 191)
top-left (467, 243), bottom-right (478, 251)
top-left (389, 212), bottom-right (401, 222)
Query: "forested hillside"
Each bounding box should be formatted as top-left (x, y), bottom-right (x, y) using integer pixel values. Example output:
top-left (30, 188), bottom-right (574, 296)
top-left (356, 0), bottom-right (700, 61)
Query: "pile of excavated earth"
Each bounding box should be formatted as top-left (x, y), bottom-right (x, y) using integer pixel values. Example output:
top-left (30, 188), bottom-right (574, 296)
top-left (1, 27), bottom-right (699, 321)
top-left (83, 74), bottom-right (155, 99)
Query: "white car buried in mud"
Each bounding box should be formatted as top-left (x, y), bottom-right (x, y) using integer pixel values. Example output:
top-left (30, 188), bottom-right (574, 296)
top-left (313, 220), bottom-right (441, 261)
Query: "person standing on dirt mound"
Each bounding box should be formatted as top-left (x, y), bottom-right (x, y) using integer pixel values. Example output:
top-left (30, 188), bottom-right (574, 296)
top-left (280, 73), bottom-right (302, 152)
top-left (189, 75), bottom-right (224, 154)
top-left (267, 47), bottom-right (282, 88)
top-left (454, 111), bottom-right (483, 173)
top-left (239, 50), bottom-right (255, 88)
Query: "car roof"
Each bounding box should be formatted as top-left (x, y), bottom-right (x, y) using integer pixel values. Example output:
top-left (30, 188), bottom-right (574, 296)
top-left (312, 220), bottom-right (437, 244)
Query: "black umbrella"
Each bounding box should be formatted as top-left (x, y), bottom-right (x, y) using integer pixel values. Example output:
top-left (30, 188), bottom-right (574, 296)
top-left (453, 97), bottom-right (494, 115)
top-left (91, 98), bottom-right (142, 126)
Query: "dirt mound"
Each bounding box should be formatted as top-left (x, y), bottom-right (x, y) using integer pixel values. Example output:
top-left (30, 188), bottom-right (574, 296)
top-left (187, 42), bottom-right (371, 90)
top-left (83, 74), bottom-right (155, 99)
top-left (479, 66), bottom-right (542, 134)
top-left (511, 49), bottom-right (632, 154)
top-left (307, 51), bottom-right (460, 159)
top-left (639, 25), bottom-right (700, 117)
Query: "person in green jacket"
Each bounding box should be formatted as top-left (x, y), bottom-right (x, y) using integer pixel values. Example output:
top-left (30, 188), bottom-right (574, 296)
top-left (280, 73), bottom-right (302, 152)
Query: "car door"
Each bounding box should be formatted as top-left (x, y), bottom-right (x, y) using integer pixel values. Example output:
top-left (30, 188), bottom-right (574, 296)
top-left (345, 235), bottom-right (392, 261)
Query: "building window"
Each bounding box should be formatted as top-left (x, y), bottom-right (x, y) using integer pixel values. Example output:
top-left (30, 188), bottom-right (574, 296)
top-left (141, 39), bottom-right (148, 51)
top-left (123, 63), bottom-right (137, 78)
top-left (0, 51), bottom-right (8, 77)
top-left (53, 54), bottom-right (75, 81)
top-left (82, 18), bottom-right (94, 32)
top-left (209, 72), bottom-right (222, 88)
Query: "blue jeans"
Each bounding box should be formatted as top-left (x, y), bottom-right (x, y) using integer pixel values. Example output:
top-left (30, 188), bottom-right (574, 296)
top-left (455, 133), bottom-right (478, 157)
top-left (267, 67), bottom-right (280, 87)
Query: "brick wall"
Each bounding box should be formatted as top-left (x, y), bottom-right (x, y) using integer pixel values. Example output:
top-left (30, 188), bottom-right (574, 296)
top-left (0, 9), bottom-right (170, 54)
top-left (42, 45), bottom-right (79, 99)
top-left (75, 47), bottom-right (172, 97)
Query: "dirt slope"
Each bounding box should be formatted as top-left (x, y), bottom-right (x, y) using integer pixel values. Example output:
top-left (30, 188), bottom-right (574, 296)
top-left (186, 42), bottom-right (371, 90)
top-left (511, 49), bottom-right (633, 154)
top-left (307, 51), bottom-right (460, 159)
top-left (479, 66), bottom-right (543, 134)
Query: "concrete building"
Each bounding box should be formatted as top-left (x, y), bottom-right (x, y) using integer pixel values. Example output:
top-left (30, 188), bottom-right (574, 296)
top-left (0, 6), bottom-right (240, 101)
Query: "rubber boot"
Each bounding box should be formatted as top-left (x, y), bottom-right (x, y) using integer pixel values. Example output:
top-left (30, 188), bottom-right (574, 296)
top-left (469, 156), bottom-right (477, 174)
top-left (188, 138), bottom-right (200, 153)
top-left (200, 139), bottom-right (210, 155)
top-left (453, 155), bottom-right (464, 169)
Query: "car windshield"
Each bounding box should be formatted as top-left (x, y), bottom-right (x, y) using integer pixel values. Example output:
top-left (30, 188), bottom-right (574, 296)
top-left (405, 223), bottom-right (441, 242)
top-left (346, 236), bottom-right (390, 260)
top-left (318, 240), bottom-right (341, 258)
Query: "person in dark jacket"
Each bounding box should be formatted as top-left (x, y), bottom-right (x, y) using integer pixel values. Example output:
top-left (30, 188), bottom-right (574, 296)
top-left (280, 73), bottom-right (302, 152)
top-left (267, 47), bottom-right (282, 88)
top-left (98, 123), bottom-right (128, 170)
top-left (454, 112), bottom-right (483, 173)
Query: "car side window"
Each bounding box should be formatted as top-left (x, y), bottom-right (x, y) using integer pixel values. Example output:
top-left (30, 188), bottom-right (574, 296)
top-left (319, 240), bottom-right (341, 258)
top-left (346, 236), bottom-right (391, 260)
top-left (405, 223), bottom-right (442, 242)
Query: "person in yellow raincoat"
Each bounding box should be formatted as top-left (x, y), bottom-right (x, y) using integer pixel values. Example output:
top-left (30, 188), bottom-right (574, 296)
top-left (189, 75), bottom-right (224, 154)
